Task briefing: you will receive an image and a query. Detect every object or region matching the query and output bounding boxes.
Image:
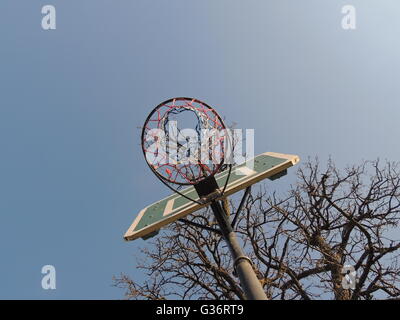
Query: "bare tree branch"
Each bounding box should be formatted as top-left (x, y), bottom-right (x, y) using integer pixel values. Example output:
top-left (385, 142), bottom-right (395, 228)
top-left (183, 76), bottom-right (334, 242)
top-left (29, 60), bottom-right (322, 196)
top-left (115, 158), bottom-right (400, 300)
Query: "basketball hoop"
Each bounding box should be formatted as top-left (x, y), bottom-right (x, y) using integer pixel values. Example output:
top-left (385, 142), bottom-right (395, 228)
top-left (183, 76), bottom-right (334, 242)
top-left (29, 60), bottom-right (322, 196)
top-left (130, 97), bottom-right (291, 300)
top-left (141, 97), bottom-right (233, 203)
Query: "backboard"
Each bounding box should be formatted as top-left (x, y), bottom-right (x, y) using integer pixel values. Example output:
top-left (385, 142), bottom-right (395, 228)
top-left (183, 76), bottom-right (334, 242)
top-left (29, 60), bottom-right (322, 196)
top-left (124, 152), bottom-right (300, 241)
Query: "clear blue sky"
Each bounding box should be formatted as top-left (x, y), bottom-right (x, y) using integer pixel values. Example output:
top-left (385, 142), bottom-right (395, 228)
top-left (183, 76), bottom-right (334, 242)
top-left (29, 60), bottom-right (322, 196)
top-left (0, 1), bottom-right (399, 299)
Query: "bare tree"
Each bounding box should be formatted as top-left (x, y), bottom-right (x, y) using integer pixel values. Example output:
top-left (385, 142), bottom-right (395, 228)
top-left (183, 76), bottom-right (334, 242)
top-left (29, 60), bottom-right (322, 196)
top-left (114, 158), bottom-right (400, 300)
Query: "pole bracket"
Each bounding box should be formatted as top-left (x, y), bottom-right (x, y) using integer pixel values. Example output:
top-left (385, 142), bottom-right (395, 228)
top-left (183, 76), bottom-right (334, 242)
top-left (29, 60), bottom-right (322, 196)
top-left (233, 255), bottom-right (254, 277)
top-left (198, 190), bottom-right (222, 204)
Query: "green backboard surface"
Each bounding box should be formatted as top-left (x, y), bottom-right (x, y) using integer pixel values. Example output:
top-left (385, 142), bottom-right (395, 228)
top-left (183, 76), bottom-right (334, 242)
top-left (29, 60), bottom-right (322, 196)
top-left (124, 152), bottom-right (300, 241)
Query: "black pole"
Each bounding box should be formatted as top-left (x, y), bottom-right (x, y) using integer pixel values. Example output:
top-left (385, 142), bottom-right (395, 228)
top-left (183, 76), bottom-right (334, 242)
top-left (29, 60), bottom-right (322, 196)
top-left (209, 200), bottom-right (268, 300)
top-left (194, 177), bottom-right (268, 300)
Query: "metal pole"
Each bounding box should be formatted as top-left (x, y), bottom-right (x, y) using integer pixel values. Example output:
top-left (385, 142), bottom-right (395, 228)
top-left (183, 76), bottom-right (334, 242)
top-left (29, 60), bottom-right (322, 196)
top-left (210, 200), bottom-right (268, 300)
